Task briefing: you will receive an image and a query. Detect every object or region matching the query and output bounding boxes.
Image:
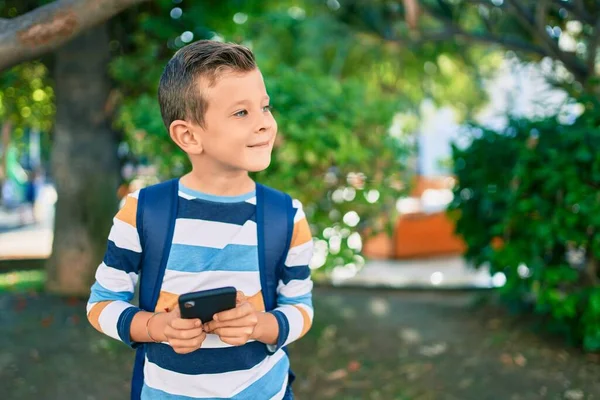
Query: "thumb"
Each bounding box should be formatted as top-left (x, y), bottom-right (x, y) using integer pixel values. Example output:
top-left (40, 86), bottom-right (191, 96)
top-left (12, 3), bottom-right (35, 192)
top-left (236, 291), bottom-right (247, 305)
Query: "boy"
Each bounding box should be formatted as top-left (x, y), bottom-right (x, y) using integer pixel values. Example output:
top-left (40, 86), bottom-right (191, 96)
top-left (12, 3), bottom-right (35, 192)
top-left (86, 40), bottom-right (314, 399)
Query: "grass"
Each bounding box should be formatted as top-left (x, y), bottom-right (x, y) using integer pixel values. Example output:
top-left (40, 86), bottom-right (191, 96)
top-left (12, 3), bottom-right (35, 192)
top-left (0, 269), bottom-right (46, 293)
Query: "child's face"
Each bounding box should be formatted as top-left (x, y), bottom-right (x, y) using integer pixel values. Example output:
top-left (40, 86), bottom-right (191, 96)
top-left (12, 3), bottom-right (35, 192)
top-left (194, 68), bottom-right (277, 173)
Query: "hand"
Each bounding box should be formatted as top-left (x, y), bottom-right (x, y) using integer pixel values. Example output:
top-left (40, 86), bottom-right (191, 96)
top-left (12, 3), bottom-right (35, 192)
top-left (149, 305), bottom-right (206, 354)
top-left (203, 291), bottom-right (259, 346)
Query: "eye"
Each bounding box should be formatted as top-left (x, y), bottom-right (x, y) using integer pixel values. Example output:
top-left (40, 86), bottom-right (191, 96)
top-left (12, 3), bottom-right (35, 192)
top-left (262, 105), bottom-right (273, 113)
top-left (233, 109), bottom-right (248, 117)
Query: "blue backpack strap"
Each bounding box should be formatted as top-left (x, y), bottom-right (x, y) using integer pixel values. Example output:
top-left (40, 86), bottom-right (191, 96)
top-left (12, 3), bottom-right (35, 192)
top-left (255, 183), bottom-right (294, 311)
top-left (130, 178), bottom-right (179, 400)
top-left (256, 183), bottom-right (296, 388)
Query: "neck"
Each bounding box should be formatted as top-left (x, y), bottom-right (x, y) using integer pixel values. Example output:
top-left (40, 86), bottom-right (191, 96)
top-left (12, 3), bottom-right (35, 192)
top-left (181, 162), bottom-right (254, 197)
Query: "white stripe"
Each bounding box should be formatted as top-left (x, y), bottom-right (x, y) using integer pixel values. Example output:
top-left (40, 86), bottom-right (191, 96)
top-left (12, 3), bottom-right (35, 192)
top-left (245, 196), bottom-right (257, 205)
top-left (202, 334), bottom-right (257, 348)
top-left (277, 277), bottom-right (313, 298)
top-left (159, 333), bottom-right (253, 349)
top-left (95, 263), bottom-right (138, 293)
top-left (178, 190), bottom-right (195, 200)
top-left (161, 270), bottom-right (261, 296)
top-left (108, 218), bottom-right (142, 253)
top-left (292, 200), bottom-right (305, 223)
top-left (128, 190), bottom-right (140, 200)
top-left (284, 240), bottom-right (313, 267)
top-left (98, 301), bottom-right (134, 341)
top-left (172, 219), bottom-right (257, 248)
top-left (86, 302), bottom-right (94, 315)
top-left (143, 349), bottom-right (286, 398)
top-left (278, 305), bottom-right (304, 346)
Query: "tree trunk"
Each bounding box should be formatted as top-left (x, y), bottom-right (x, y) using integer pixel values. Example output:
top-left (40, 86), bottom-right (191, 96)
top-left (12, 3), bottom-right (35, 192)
top-left (46, 23), bottom-right (119, 297)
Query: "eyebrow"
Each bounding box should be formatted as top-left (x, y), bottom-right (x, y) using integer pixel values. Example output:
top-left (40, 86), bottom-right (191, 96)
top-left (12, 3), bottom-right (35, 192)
top-left (229, 95), bottom-right (270, 108)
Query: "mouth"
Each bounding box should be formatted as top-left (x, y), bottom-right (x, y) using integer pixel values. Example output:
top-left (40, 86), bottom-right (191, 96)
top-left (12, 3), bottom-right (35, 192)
top-left (247, 140), bottom-right (271, 148)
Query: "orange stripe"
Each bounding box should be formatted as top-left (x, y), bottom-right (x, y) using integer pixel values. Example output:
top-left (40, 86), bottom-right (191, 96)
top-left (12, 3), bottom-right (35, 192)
top-left (87, 301), bottom-right (112, 333)
top-left (247, 291), bottom-right (265, 312)
top-left (293, 305), bottom-right (312, 338)
top-left (115, 196), bottom-right (138, 228)
top-left (290, 218), bottom-right (311, 248)
top-left (155, 290), bottom-right (179, 313)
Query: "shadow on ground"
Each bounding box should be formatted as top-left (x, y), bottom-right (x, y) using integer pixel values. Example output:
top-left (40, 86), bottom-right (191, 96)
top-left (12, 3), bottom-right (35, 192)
top-left (1, 287), bottom-right (599, 400)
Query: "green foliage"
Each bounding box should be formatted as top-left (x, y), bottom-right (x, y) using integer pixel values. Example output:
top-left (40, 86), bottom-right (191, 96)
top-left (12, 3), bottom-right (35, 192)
top-left (113, 2), bottom-right (411, 273)
top-left (450, 98), bottom-right (600, 351)
top-left (0, 62), bottom-right (55, 136)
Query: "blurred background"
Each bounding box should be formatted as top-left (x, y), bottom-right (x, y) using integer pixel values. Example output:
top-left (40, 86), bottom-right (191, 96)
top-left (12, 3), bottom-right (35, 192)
top-left (1, 0), bottom-right (600, 399)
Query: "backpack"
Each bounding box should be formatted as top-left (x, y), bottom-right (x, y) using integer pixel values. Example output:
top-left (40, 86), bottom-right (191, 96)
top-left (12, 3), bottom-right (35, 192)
top-left (130, 178), bottom-right (295, 400)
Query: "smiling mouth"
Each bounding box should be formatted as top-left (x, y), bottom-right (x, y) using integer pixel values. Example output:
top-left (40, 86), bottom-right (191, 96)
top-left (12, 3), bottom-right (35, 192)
top-left (247, 141), bottom-right (270, 148)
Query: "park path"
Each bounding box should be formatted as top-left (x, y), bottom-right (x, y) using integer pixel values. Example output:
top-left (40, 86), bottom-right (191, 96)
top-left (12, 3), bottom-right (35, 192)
top-left (1, 287), bottom-right (599, 400)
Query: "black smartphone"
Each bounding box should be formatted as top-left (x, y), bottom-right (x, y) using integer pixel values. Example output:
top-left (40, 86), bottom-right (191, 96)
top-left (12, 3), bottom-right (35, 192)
top-left (178, 286), bottom-right (237, 322)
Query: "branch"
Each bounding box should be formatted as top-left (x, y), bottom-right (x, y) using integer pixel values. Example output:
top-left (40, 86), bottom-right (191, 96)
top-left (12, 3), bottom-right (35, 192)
top-left (535, 0), bottom-right (549, 36)
top-left (416, 1), bottom-right (549, 57)
top-left (0, 0), bottom-right (148, 72)
top-left (549, 0), bottom-right (595, 24)
top-left (587, 16), bottom-right (600, 77)
top-left (425, 28), bottom-right (551, 57)
top-left (506, 0), bottom-right (589, 82)
top-left (383, 26), bottom-right (550, 58)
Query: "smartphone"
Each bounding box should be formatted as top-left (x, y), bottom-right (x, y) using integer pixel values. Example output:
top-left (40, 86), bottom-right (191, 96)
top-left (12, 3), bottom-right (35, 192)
top-left (178, 286), bottom-right (237, 322)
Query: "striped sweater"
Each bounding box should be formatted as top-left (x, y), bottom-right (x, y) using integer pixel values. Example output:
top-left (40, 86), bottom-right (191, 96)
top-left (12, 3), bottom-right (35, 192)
top-left (86, 182), bottom-right (314, 399)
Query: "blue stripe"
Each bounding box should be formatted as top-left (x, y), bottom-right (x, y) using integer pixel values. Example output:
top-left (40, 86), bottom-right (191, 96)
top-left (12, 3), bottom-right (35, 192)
top-left (103, 240), bottom-right (141, 274)
top-left (230, 354), bottom-right (289, 399)
top-left (278, 292), bottom-right (313, 308)
top-left (269, 310), bottom-right (290, 354)
top-left (179, 182), bottom-right (256, 203)
top-left (117, 306), bottom-right (141, 347)
top-left (280, 265), bottom-right (310, 284)
top-left (141, 384), bottom-right (196, 400)
top-left (178, 197), bottom-right (256, 225)
top-left (145, 341), bottom-right (269, 375)
top-left (140, 355), bottom-right (289, 400)
top-left (166, 244), bottom-right (258, 272)
top-left (88, 281), bottom-right (133, 303)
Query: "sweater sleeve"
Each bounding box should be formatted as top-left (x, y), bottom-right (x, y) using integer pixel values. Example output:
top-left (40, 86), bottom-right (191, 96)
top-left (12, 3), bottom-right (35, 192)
top-left (86, 190), bottom-right (143, 347)
top-left (268, 199), bottom-right (314, 352)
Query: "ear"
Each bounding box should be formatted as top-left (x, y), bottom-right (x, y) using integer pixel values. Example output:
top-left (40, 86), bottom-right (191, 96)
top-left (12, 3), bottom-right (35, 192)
top-left (169, 119), bottom-right (204, 155)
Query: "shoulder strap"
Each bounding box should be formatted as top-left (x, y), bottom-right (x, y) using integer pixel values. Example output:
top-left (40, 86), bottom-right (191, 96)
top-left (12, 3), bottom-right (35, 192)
top-left (131, 178), bottom-right (179, 400)
top-left (136, 178), bottom-right (180, 311)
top-left (256, 183), bottom-right (294, 312)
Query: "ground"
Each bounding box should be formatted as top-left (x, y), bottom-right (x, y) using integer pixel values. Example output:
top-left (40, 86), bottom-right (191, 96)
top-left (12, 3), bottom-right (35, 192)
top-left (1, 287), bottom-right (599, 400)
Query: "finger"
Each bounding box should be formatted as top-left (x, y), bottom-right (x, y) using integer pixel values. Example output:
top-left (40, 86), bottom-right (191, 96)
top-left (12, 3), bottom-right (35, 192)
top-left (170, 317), bottom-right (201, 330)
top-left (203, 320), bottom-right (220, 332)
top-left (169, 334), bottom-right (206, 350)
top-left (219, 336), bottom-right (248, 346)
top-left (236, 291), bottom-right (247, 305)
top-left (173, 347), bottom-right (198, 354)
top-left (212, 327), bottom-right (254, 338)
top-left (205, 314), bottom-right (257, 331)
top-left (166, 326), bottom-right (205, 340)
top-left (215, 302), bottom-right (253, 322)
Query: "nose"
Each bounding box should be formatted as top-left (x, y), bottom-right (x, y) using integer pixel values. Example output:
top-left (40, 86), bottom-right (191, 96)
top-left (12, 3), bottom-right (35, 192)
top-left (255, 110), bottom-right (274, 133)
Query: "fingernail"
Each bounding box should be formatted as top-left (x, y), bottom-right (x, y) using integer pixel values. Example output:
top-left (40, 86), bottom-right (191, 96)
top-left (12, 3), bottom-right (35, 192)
top-left (213, 315), bottom-right (218, 321)
top-left (195, 320), bottom-right (201, 327)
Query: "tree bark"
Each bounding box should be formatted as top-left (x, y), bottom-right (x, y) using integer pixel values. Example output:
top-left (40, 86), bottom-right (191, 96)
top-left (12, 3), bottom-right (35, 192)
top-left (46, 23), bottom-right (119, 297)
top-left (0, 0), bottom-right (147, 72)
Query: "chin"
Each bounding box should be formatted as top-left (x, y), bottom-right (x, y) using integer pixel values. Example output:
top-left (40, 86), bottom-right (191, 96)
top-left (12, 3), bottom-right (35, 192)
top-left (245, 157), bottom-right (272, 172)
